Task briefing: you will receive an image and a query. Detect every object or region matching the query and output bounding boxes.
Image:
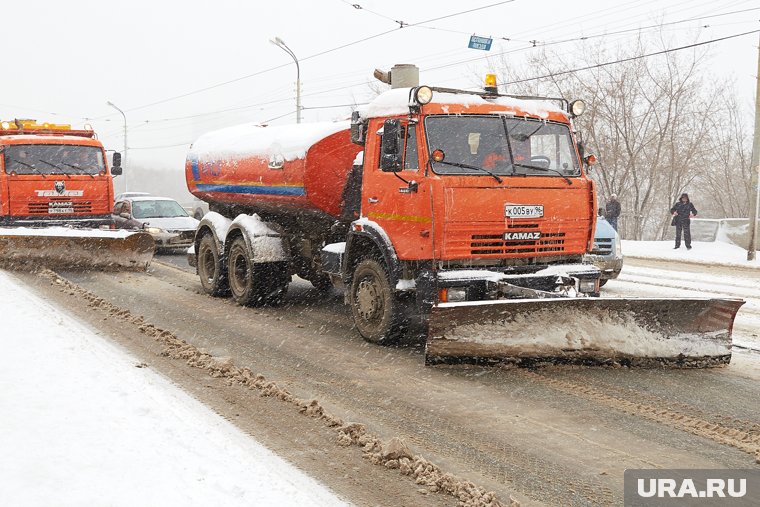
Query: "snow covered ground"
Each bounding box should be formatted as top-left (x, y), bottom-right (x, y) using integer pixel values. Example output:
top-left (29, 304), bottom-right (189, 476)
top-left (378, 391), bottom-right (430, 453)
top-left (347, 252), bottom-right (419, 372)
top-left (1, 238), bottom-right (757, 506)
top-left (0, 270), bottom-right (346, 507)
top-left (622, 239), bottom-right (760, 269)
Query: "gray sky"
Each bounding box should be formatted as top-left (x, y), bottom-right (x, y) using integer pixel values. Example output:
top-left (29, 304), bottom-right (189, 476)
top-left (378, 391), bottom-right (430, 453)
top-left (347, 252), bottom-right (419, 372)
top-left (3, 0), bottom-right (758, 194)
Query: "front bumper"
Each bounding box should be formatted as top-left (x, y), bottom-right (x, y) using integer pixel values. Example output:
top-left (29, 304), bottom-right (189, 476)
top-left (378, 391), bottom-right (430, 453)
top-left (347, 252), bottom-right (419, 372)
top-left (148, 229), bottom-right (195, 249)
top-left (584, 254), bottom-right (623, 280)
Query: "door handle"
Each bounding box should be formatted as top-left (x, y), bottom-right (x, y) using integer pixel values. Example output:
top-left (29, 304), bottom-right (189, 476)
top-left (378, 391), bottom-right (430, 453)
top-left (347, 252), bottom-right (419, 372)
top-left (368, 197), bottom-right (379, 203)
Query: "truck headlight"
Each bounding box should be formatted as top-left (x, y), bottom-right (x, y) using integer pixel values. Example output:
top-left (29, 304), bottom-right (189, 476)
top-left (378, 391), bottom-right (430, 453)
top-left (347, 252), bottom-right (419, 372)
top-left (145, 227), bottom-right (164, 234)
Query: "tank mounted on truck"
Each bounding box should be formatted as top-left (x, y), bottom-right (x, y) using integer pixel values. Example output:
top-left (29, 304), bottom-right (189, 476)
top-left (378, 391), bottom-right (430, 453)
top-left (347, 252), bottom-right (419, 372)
top-left (186, 65), bottom-right (743, 368)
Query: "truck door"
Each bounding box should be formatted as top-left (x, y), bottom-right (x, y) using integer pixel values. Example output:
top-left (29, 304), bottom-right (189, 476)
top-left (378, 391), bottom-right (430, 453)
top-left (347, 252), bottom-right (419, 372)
top-left (363, 119), bottom-right (433, 260)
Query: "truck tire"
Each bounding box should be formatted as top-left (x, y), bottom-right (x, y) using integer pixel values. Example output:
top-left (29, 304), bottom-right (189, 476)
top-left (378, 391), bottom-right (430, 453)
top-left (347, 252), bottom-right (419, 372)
top-left (350, 258), bottom-right (403, 345)
top-left (228, 236), bottom-right (289, 307)
top-left (197, 232), bottom-right (228, 296)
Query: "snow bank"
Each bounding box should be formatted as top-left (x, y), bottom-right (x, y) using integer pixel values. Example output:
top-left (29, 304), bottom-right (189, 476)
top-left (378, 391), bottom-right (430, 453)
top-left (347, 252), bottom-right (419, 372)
top-left (0, 271), bottom-right (345, 507)
top-left (622, 240), bottom-right (760, 269)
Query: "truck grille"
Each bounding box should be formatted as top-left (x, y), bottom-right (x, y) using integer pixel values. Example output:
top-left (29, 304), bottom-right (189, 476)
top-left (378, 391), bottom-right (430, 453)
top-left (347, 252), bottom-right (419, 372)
top-left (590, 238), bottom-right (613, 255)
top-left (27, 200), bottom-right (93, 215)
top-left (442, 222), bottom-right (589, 259)
top-left (471, 232), bottom-right (566, 255)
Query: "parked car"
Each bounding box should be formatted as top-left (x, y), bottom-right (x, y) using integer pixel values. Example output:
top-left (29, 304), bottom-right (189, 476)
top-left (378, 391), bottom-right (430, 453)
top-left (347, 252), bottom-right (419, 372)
top-left (584, 216), bottom-right (623, 287)
top-left (189, 197), bottom-right (209, 220)
top-left (112, 196), bottom-right (199, 251)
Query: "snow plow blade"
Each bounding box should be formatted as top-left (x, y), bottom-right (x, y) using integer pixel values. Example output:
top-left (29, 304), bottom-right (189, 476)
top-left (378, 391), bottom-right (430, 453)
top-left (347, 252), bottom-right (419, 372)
top-left (425, 297), bottom-right (745, 368)
top-left (0, 228), bottom-right (155, 270)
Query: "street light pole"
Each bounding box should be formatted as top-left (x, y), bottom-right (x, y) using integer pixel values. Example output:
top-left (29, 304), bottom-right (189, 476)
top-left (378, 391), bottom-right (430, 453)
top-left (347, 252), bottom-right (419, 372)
top-left (106, 100), bottom-right (128, 191)
top-left (270, 37), bottom-right (301, 123)
top-left (747, 34), bottom-right (760, 261)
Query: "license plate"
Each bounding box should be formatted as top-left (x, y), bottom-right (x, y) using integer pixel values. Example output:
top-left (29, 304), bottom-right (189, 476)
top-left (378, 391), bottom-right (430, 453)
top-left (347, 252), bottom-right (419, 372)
top-left (49, 207), bottom-right (74, 214)
top-left (505, 204), bottom-right (543, 218)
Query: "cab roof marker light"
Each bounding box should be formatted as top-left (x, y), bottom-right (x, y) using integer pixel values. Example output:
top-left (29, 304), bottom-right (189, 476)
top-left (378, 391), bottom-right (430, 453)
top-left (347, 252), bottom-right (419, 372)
top-left (484, 73), bottom-right (498, 94)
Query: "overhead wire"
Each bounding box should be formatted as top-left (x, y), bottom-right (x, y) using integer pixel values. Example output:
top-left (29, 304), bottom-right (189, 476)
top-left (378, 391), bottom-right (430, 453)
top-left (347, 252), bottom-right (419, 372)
top-left (502, 28), bottom-right (760, 86)
top-left (102, 3), bottom-right (757, 150)
top-left (100, 1), bottom-right (519, 118)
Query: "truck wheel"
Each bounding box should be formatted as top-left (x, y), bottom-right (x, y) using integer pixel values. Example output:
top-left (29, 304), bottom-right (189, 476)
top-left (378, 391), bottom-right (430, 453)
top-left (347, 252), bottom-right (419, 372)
top-left (350, 258), bottom-right (403, 345)
top-left (228, 237), bottom-right (263, 306)
top-left (197, 232), bottom-right (228, 296)
top-left (228, 237), bottom-right (289, 307)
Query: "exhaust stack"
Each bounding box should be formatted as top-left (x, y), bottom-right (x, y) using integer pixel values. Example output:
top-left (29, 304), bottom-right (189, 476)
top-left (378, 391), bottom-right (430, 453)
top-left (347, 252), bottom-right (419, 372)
top-left (373, 64), bottom-right (419, 89)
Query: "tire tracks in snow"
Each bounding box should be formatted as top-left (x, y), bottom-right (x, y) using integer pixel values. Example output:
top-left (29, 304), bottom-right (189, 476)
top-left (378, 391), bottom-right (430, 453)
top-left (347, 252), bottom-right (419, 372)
top-left (40, 268), bottom-right (516, 507)
top-left (518, 370), bottom-right (760, 464)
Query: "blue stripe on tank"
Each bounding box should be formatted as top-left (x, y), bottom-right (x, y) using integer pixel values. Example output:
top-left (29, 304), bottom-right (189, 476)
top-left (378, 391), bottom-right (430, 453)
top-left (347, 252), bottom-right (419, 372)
top-left (196, 184), bottom-right (305, 196)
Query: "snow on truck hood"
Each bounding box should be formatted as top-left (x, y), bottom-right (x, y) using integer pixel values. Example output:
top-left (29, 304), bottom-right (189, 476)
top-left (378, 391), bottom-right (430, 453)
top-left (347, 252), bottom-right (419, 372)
top-left (358, 87), bottom-right (565, 120)
top-left (188, 120), bottom-right (350, 162)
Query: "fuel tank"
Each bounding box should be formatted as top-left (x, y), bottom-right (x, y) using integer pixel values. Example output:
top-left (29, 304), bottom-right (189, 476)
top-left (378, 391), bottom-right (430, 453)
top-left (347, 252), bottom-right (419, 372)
top-left (186, 121), bottom-right (361, 220)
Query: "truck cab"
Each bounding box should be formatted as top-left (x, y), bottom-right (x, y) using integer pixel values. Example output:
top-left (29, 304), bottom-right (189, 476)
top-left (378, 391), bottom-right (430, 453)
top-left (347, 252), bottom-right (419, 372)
top-left (0, 119), bottom-right (120, 228)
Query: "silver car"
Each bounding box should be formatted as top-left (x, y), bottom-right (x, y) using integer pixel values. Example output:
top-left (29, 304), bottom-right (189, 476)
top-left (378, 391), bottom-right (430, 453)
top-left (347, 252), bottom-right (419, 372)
top-left (584, 216), bottom-right (623, 287)
top-left (113, 196), bottom-right (199, 251)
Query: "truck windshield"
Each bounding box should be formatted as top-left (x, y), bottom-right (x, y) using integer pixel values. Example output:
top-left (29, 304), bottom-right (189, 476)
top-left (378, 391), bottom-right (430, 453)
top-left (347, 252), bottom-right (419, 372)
top-left (424, 115), bottom-right (580, 178)
top-left (3, 144), bottom-right (106, 176)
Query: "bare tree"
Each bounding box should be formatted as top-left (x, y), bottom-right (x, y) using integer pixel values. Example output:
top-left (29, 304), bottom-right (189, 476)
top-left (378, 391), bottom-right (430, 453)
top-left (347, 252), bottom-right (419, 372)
top-left (490, 33), bottom-right (751, 240)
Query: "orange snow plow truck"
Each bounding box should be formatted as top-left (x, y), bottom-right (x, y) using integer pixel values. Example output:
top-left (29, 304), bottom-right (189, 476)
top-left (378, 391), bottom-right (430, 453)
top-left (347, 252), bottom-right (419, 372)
top-left (0, 119), bottom-right (153, 269)
top-left (186, 66), bottom-right (743, 367)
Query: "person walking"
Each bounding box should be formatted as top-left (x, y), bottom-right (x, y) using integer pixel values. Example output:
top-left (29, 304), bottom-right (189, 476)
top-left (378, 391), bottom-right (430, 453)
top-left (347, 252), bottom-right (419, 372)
top-left (670, 193), bottom-right (698, 249)
top-left (605, 194), bottom-right (621, 231)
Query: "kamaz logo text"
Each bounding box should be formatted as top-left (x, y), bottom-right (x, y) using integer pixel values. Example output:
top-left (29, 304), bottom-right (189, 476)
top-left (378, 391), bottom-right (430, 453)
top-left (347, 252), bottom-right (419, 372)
top-left (35, 189), bottom-right (84, 197)
top-left (504, 231), bottom-right (541, 241)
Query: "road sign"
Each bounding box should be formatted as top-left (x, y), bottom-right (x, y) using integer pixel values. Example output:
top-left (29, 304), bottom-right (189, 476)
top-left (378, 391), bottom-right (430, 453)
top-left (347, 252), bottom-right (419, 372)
top-left (468, 35), bottom-right (493, 51)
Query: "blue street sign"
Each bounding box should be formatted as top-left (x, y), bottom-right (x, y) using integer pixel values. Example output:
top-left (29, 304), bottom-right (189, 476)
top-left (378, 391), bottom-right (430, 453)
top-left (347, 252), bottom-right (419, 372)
top-left (468, 35), bottom-right (493, 51)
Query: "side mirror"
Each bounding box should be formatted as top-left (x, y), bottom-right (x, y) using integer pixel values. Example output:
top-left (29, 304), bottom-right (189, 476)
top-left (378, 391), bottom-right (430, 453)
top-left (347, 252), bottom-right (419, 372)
top-left (350, 110), bottom-right (366, 146)
top-left (380, 119), bottom-right (402, 172)
top-left (111, 152), bottom-right (122, 176)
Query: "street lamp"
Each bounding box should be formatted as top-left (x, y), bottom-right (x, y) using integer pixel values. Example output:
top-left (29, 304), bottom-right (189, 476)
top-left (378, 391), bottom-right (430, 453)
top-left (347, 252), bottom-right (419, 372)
top-left (106, 100), bottom-right (128, 191)
top-left (270, 36), bottom-right (301, 123)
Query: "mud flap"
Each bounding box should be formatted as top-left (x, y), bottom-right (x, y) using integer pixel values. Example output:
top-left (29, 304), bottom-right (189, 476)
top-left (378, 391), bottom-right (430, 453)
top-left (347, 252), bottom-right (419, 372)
top-left (425, 297), bottom-right (745, 368)
top-left (0, 230), bottom-right (155, 270)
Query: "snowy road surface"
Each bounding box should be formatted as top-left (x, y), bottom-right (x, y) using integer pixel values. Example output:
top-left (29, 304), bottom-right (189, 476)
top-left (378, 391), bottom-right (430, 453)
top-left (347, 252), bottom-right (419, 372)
top-left (3, 238), bottom-right (759, 506)
top-left (0, 271), bottom-right (346, 507)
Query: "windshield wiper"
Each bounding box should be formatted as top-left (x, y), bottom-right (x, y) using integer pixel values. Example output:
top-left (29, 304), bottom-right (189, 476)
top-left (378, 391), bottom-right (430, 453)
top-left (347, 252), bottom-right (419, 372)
top-left (36, 158), bottom-right (72, 177)
top-left (512, 162), bottom-right (573, 185)
top-left (60, 162), bottom-right (95, 178)
top-left (434, 159), bottom-right (503, 183)
top-left (8, 158), bottom-right (47, 178)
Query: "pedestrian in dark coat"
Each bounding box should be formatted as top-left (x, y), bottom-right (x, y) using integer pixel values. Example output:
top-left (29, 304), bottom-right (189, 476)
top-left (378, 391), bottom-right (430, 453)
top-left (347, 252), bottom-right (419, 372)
top-left (670, 193), bottom-right (697, 249)
top-left (605, 194), bottom-right (621, 231)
